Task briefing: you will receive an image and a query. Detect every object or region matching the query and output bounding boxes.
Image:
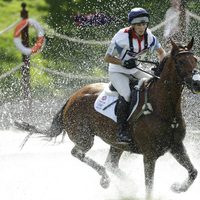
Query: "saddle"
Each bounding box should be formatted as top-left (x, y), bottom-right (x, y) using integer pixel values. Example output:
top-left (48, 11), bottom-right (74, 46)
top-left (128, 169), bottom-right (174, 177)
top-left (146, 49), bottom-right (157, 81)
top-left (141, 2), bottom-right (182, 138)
top-left (108, 79), bottom-right (138, 116)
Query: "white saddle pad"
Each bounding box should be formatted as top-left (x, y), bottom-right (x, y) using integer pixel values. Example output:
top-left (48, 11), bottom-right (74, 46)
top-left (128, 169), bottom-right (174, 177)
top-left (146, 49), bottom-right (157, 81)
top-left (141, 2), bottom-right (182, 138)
top-left (94, 84), bottom-right (118, 122)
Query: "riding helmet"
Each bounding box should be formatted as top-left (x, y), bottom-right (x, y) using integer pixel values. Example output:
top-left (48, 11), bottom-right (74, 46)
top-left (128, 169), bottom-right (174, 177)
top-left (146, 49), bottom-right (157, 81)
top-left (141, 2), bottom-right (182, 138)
top-left (128, 8), bottom-right (150, 24)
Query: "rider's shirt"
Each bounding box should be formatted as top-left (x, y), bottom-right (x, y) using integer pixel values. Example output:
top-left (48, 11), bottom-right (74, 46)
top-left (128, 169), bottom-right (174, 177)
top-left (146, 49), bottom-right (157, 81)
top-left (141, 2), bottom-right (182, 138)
top-left (106, 27), bottom-right (161, 74)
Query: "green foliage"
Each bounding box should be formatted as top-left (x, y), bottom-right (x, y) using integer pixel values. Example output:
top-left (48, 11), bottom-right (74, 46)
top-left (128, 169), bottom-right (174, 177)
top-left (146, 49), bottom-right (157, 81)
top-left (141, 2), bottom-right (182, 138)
top-left (0, 0), bottom-right (200, 100)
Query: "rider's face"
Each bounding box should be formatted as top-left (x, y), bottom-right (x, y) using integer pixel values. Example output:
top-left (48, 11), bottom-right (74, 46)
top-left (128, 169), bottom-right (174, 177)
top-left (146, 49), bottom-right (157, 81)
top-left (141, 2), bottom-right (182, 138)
top-left (132, 23), bottom-right (148, 36)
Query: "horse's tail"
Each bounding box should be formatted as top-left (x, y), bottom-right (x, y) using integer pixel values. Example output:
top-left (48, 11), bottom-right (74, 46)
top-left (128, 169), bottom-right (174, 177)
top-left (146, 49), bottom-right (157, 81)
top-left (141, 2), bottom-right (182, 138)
top-left (15, 100), bottom-right (69, 139)
top-left (47, 100), bottom-right (69, 138)
top-left (14, 100), bottom-right (70, 149)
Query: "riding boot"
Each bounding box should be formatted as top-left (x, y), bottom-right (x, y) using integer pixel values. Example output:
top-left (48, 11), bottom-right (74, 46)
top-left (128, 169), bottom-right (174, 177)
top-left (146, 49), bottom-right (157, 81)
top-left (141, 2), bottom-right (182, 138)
top-left (116, 96), bottom-right (132, 143)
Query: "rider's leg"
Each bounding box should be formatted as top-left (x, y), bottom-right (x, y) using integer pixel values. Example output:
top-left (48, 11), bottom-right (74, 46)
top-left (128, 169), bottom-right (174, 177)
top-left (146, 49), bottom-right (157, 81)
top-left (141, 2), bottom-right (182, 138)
top-left (109, 72), bottom-right (132, 143)
top-left (115, 96), bottom-right (132, 143)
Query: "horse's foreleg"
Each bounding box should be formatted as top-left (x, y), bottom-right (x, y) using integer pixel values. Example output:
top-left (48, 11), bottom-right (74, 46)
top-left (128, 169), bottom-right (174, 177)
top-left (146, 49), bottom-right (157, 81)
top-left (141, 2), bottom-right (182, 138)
top-left (143, 155), bottom-right (156, 199)
top-left (71, 145), bottom-right (110, 189)
top-left (170, 142), bottom-right (198, 193)
top-left (104, 146), bottom-right (125, 178)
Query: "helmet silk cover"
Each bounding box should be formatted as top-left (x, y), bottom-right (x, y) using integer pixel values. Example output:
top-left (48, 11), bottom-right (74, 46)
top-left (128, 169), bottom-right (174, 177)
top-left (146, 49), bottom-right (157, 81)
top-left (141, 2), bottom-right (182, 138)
top-left (128, 8), bottom-right (149, 24)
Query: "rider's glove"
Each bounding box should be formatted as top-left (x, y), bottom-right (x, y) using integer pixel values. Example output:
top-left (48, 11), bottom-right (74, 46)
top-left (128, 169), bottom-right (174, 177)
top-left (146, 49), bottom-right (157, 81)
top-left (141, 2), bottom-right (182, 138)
top-left (122, 58), bottom-right (137, 69)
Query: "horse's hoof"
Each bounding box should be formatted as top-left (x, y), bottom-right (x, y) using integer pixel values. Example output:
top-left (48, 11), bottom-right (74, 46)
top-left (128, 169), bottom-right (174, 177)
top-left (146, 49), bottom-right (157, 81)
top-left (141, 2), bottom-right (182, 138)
top-left (100, 175), bottom-right (110, 189)
top-left (171, 183), bottom-right (187, 193)
top-left (171, 169), bottom-right (198, 193)
top-left (189, 169), bottom-right (198, 181)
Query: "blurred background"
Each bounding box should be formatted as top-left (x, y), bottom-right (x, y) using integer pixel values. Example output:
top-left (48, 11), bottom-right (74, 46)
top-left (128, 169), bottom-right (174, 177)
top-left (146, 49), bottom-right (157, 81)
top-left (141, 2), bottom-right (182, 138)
top-left (0, 0), bottom-right (200, 130)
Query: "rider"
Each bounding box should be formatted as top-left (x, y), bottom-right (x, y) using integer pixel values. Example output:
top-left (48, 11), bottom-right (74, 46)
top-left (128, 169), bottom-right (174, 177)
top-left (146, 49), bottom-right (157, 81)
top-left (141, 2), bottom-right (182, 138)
top-left (104, 7), bottom-right (166, 143)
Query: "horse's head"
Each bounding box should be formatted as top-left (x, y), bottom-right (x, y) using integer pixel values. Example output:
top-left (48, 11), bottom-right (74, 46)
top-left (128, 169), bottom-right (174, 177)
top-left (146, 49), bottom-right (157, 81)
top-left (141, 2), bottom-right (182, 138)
top-left (170, 37), bottom-right (200, 94)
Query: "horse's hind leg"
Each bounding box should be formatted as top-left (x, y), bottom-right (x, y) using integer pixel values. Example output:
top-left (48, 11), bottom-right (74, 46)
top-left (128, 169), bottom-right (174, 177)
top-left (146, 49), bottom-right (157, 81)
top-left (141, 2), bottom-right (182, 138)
top-left (170, 142), bottom-right (198, 192)
top-left (71, 144), bottom-right (110, 189)
top-left (104, 146), bottom-right (125, 178)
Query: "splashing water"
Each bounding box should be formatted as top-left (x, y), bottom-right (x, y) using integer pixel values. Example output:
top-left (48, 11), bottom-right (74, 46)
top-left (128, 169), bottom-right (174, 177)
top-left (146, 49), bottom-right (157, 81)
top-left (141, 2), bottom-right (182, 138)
top-left (0, 5), bottom-right (200, 199)
top-left (0, 128), bottom-right (199, 200)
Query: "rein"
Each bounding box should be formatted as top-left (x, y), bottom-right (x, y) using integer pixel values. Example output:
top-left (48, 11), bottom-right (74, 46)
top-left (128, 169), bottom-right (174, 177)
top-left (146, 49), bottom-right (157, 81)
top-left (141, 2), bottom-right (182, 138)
top-left (135, 66), bottom-right (160, 79)
top-left (137, 59), bottom-right (159, 67)
top-left (135, 59), bottom-right (160, 79)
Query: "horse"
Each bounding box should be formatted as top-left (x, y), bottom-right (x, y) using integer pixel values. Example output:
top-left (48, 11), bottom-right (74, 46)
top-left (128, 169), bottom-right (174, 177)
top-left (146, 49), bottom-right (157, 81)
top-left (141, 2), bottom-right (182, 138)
top-left (15, 38), bottom-right (200, 199)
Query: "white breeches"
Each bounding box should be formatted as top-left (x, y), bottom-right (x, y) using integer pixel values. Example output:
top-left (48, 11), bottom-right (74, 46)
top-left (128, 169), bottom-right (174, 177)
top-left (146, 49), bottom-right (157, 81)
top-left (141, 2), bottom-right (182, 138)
top-left (109, 70), bottom-right (152, 102)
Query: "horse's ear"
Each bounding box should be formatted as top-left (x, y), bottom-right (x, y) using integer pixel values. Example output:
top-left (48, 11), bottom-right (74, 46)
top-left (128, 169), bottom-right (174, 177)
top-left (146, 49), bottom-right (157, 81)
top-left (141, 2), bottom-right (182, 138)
top-left (187, 37), bottom-right (194, 50)
top-left (170, 37), bottom-right (179, 55)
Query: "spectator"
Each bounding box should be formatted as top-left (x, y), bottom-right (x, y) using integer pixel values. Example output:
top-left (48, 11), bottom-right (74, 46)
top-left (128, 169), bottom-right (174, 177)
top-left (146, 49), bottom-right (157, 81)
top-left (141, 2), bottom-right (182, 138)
top-left (74, 12), bottom-right (86, 27)
top-left (74, 12), bottom-right (114, 27)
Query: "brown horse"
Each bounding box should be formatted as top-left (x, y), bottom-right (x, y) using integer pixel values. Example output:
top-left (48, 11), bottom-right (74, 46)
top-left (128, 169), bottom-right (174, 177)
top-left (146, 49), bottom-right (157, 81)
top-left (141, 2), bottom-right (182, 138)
top-left (15, 38), bottom-right (200, 199)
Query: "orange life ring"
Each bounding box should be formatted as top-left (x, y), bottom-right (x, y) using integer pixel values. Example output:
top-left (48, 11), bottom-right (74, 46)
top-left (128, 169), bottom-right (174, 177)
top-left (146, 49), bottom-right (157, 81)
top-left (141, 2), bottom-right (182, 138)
top-left (13, 18), bottom-right (45, 56)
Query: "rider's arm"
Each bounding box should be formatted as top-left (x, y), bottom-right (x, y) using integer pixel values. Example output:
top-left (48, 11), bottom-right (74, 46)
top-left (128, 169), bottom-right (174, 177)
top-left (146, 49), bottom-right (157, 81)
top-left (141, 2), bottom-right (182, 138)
top-left (104, 31), bottom-right (126, 66)
top-left (156, 47), bottom-right (166, 62)
top-left (104, 54), bottom-right (123, 65)
top-left (104, 35), bottom-right (124, 66)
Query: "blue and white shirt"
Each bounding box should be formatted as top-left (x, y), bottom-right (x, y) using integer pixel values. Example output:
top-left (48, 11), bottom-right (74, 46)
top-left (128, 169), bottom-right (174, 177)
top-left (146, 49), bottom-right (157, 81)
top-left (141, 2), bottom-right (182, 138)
top-left (106, 27), bottom-right (161, 74)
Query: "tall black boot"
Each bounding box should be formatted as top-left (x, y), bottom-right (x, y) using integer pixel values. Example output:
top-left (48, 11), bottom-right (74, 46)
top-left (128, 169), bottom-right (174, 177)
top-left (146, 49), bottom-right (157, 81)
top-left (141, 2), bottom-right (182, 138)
top-left (115, 96), bottom-right (132, 143)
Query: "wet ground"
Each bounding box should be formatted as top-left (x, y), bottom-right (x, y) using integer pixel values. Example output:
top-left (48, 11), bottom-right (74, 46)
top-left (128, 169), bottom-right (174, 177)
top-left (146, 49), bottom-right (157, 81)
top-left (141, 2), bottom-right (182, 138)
top-left (0, 128), bottom-right (199, 200)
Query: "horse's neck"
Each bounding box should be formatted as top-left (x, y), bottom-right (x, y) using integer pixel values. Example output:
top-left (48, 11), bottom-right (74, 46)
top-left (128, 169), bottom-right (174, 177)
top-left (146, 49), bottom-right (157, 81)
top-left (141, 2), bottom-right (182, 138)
top-left (151, 61), bottom-right (182, 120)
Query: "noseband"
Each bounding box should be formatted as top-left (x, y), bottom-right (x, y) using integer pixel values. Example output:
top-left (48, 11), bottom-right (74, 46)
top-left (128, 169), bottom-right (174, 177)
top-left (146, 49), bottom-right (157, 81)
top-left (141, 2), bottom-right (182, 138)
top-left (174, 51), bottom-right (194, 57)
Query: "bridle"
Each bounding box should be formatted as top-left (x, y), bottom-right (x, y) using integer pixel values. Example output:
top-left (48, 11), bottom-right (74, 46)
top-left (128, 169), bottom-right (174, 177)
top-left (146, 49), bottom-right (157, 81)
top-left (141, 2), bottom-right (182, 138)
top-left (172, 50), bottom-right (197, 86)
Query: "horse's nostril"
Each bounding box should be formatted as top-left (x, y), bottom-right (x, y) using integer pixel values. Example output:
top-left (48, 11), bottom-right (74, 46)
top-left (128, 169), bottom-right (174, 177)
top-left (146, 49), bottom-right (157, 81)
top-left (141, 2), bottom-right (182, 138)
top-left (195, 81), bottom-right (200, 86)
top-left (192, 80), bottom-right (200, 93)
top-left (193, 82), bottom-right (198, 87)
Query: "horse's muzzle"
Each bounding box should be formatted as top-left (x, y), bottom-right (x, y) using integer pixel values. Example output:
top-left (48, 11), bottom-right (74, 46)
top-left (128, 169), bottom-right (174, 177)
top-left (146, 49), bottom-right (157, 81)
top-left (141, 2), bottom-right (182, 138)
top-left (185, 70), bottom-right (200, 93)
top-left (191, 71), bottom-right (200, 94)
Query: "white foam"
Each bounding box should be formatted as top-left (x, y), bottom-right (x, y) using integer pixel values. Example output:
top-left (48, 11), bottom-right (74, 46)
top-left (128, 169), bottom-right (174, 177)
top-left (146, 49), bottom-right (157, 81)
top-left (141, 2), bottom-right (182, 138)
top-left (0, 128), bottom-right (199, 200)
